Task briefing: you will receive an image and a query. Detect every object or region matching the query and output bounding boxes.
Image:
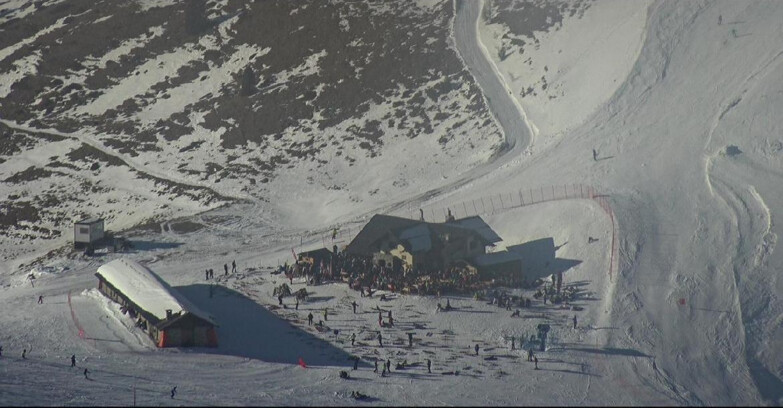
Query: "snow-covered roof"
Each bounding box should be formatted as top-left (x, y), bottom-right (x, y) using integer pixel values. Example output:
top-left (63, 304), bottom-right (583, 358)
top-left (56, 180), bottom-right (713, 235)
top-left (76, 217), bottom-right (103, 225)
top-left (398, 224), bottom-right (433, 252)
top-left (95, 258), bottom-right (216, 326)
top-left (447, 216), bottom-right (502, 243)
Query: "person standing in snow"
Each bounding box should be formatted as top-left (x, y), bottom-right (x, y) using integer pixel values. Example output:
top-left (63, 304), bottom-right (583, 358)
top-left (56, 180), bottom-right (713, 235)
top-left (426, 359), bottom-right (432, 373)
top-left (353, 356), bottom-right (359, 370)
top-left (232, 260), bottom-right (237, 273)
top-left (374, 360), bottom-right (378, 373)
top-left (534, 356), bottom-right (539, 370)
top-left (377, 332), bottom-right (383, 348)
top-left (37, 295), bottom-right (43, 304)
top-left (408, 333), bottom-right (413, 348)
top-left (83, 368), bottom-right (90, 379)
top-left (0, 345), bottom-right (3, 357)
top-left (511, 337), bottom-right (515, 351)
top-left (351, 301), bottom-right (358, 314)
top-left (205, 269), bottom-right (209, 280)
top-left (323, 308), bottom-right (328, 321)
top-left (278, 295), bottom-right (284, 305)
top-left (573, 315), bottom-right (578, 329)
top-left (351, 333), bottom-right (356, 346)
top-left (592, 149), bottom-right (598, 161)
top-left (528, 348), bottom-right (534, 362)
top-left (171, 386), bottom-right (177, 399)
top-left (22, 349), bottom-right (26, 359)
top-left (386, 359), bottom-right (391, 373)
top-left (307, 312), bottom-right (314, 326)
top-left (71, 354), bottom-right (76, 367)
top-left (474, 344), bottom-right (480, 356)
top-left (295, 298), bottom-right (299, 310)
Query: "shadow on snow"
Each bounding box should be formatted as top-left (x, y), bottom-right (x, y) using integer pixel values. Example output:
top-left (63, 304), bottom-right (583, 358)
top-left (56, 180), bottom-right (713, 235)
top-left (177, 284), bottom-right (355, 368)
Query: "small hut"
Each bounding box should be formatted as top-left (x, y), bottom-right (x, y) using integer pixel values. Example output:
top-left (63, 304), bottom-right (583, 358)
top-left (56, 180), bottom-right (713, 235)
top-left (74, 218), bottom-right (104, 248)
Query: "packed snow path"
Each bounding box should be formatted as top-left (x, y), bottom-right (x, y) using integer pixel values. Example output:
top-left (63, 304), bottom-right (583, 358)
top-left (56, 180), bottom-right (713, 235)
top-left (453, 0), bottom-right (533, 153)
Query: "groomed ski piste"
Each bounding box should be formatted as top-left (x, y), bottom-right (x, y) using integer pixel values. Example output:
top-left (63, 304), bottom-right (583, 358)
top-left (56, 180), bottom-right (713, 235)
top-left (2, 0), bottom-right (783, 406)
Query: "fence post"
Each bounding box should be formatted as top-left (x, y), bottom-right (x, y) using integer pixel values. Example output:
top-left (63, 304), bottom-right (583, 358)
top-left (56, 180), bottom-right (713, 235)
top-left (481, 197), bottom-right (487, 213)
top-left (499, 193), bottom-right (504, 209)
top-left (472, 199), bottom-right (478, 215)
top-left (462, 201), bottom-right (468, 217)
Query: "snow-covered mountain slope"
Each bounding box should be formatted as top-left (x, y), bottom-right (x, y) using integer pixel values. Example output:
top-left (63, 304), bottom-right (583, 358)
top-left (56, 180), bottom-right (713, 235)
top-left (2, 0), bottom-right (783, 406)
top-left (0, 0), bottom-right (503, 268)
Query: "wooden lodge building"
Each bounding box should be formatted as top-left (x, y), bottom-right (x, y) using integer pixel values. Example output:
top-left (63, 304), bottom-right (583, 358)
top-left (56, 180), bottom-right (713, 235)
top-left (95, 258), bottom-right (218, 348)
top-left (345, 214), bottom-right (525, 282)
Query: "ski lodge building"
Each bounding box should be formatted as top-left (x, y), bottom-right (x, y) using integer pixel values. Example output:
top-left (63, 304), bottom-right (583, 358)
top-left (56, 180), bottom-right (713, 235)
top-left (345, 214), bottom-right (524, 281)
top-left (95, 258), bottom-right (218, 348)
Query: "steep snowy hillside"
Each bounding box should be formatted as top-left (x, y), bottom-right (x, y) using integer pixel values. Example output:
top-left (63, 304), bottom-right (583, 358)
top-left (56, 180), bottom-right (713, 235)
top-left (0, 0), bottom-right (503, 269)
top-left (2, 0), bottom-right (783, 406)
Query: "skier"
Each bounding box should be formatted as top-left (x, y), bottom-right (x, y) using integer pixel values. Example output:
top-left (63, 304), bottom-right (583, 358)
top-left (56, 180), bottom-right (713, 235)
top-left (278, 295), bottom-right (283, 305)
top-left (224, 263), bottom-right (228, 276)
top-left (232, 260), bottom-right (237, 273)
top-left (528, 348), bottom-right (533, 362)
top-left (374, 360), bottom-right (378, 373)
top-left (474, 344), bottom-right (480, 356)
top-left (351, 301), bottom-right (358, 314)
top-left (0, 345), bottom-right (3, 357)
top-left (408, 333), bottom-right (413, 348)
top-left (171, 386), bottom-right (177, 399)
top-left (388, 316), bottom-right (394, 327)
top-left (353, 356), bottom-right (359, 371)
top-left (205, 269), bottom-right (209, 280)
top-left (307, 312), bottom-right (314, 326)
top-left (71, 354), bottom-right (76, 367)
top-left (592, 149), bottom-right (598, 161)
top-left (387, 310), bottom-right (392, 319)
top-left (22, 349), bottom-right (26, 359)
top-left (573, 315), bottom-right (577, 329)
top-left (534, 356), bottom-right (539, 370)
top-left (419, 208), bottom-right (424, 221)
top-left (426, 358), bottom-right (432, 373)
top-left (377, 332), bottom-right (383, 348)
top-left (351, 333), bottom-right (356, 346)
top-left (323, 308), bottom-right (328, 321)
top-left (210, 269), bottom-right (214, 279)
top-left (83, 368), bottom-right (90, 379)
top-left (295, 298), bottom-right (299, 310)
top-left (386, 359), bottom-right (391, 374)
top-left (38, 295), bottom-right (43, 304)
top-left (511, 337), bottom-right (515, 351)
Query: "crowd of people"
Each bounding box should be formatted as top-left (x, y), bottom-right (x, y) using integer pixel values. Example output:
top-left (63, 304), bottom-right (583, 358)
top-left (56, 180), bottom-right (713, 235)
top-left (283, 249), bottom-right (510, 297)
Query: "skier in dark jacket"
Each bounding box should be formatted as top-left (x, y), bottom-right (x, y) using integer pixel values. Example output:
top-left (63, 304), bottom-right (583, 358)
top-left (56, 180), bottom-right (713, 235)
top-left (224, 264), bottom-right (228, 276)
top-left (427, 359), bottom-right (432, 373)
top-left (353, 357), bottom-right (359, 370)
top-left (71, 354), bottom-right (76, 367)
top-left (351, 333), bottom-right (356, 346)
top-left (232, 260), bottom-right (237, 273)
top-left (351, 301), bottom-right (358, 314)
top-left (374, 361), bottom-right (378, 373)
top-left (307, 312), bottom-right (314, 326)
top-left (377, 332), bottom-right (383, 348)
top-left (474, 344), bottom-right (480, 356)
top-left (22, 349), bottom-right (26, 359)
top-left (573, 315), bottom-right (578, 329)
top-left (83, 368), bottom-right (90, 379)
top-left (171, 386), bottom-right (177, 399)
top-left (408, 333), bottom-right (413, 348)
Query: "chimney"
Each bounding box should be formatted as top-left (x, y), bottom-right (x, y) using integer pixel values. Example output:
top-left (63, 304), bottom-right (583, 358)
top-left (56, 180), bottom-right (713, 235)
top-left (165, 309), bottom-right (172, 319)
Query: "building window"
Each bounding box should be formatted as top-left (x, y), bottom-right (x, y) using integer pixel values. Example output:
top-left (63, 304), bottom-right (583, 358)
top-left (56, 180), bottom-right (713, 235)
top-left (79, 227), bottom-right (89, 234)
